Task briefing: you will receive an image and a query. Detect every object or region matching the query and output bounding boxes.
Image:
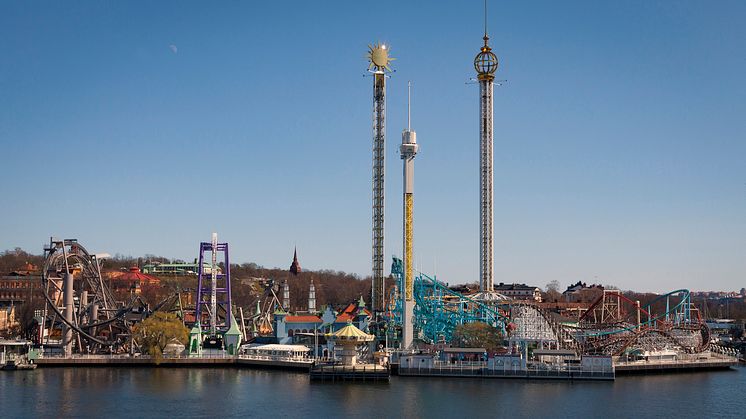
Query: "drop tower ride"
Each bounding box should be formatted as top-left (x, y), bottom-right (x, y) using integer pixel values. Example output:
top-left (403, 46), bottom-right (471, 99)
top-left (474, 12), bottom-right (499, 293)
top-left (367, 43), bottom-right (394, 314)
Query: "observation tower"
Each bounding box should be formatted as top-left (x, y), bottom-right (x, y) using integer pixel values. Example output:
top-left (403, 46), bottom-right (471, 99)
top-left (400, 82), bottom-right (418, 349)
top-left (367, 42), bottom-right (394, 314)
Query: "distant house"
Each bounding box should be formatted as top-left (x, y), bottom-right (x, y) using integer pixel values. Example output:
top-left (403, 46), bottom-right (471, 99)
top-left (0, 275), bottom-right (43, 305)
top-left (141, 262), bottom-right (219, 276)
top-left (107, 267), bottom-right (161, 294)
top-left (563, 281), bottom-right (604, 303)
top-left (494, 283), bottom-right (542, 302)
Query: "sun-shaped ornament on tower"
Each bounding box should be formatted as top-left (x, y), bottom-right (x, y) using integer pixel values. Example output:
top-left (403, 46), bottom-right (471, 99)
top-left (367, 42), bottom-right (395, 72)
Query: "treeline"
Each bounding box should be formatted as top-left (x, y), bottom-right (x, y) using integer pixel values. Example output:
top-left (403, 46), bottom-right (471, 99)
top-left (0, 247), bottom-right (372, 311)
top-left (0, 248), bottom-right (44, 273)
top-left (230, 263), bottom-right (371, 311)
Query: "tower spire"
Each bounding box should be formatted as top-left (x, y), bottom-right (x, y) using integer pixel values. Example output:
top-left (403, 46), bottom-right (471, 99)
top-left (290, 246), bottom-right (301, 275)
top-left (407, 81), bottom-right (411, 131)
top-left (484, 0), bottom-right (488, 38)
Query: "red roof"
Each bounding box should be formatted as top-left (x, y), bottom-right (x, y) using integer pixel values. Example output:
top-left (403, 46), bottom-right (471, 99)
top-left (335, 313), bottom-right (354, 323)
top-left (114, 267), bottom-right (160, 285)
top-left (285, 315), bottom-right (322, 323)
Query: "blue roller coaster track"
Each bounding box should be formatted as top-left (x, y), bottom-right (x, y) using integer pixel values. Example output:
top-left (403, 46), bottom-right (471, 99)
top-left (384, 257), bottom-right (508, 345)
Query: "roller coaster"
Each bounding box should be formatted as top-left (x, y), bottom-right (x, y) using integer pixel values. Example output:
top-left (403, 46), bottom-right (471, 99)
top-left (385, 258), bottom-right (711, 357)
top-left (569, 289), bottom-right (710, 356)
top-left (385, 257), bottom-right (508, 346)
top-left (40, 238), bottom-right (144, 355)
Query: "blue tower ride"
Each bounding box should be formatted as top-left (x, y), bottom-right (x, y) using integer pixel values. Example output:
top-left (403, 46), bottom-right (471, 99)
top-left (195, 233), bottom-right (232, 338)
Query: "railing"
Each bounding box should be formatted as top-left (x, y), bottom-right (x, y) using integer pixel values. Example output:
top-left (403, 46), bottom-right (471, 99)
top-left (237, 354), bottom-right (312, 362)
top-left (613, 351), bottom-right (738, 366)
top-left (399, 360), bottom-right (614, 380)
top-left (40, 353), bottom-right (237, 360)
top-left (310, 363), bottom-right (390, 381)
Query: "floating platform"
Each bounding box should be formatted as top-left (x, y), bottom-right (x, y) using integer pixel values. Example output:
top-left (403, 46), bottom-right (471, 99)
top-left (310, 363), bottom-right (390, 382)
top-left (614, 356), bottom-right (738, 375)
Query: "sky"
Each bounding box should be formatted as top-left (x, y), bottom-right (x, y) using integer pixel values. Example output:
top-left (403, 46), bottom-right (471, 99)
top-left (1, 1), bottom-right (744, 293)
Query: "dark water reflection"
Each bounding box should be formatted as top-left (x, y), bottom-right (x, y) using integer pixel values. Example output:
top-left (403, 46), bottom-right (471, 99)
top-left (2, 367), bottom-right (744, 418)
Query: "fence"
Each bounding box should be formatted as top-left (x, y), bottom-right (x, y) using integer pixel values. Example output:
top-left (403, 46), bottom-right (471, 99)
top-left (399, 360), bottom-right (614, 380)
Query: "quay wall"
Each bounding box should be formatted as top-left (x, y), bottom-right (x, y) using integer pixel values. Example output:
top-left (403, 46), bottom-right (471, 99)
top-left (34, 355), bottom-right (312, 370)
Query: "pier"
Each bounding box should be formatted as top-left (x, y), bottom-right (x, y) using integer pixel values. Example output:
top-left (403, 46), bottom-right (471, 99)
top-left (32, 354), bottom-right (312, 371)
top-left (614, 355), bottom-right (738, 375)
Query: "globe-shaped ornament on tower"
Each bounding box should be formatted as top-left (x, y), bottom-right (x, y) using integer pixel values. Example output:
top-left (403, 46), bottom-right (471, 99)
top-left (474, 36), bottom-right (498, 79)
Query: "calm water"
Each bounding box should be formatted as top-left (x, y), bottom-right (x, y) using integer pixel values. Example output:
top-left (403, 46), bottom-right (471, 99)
top-left (1, 367), bottom-right (744, 418)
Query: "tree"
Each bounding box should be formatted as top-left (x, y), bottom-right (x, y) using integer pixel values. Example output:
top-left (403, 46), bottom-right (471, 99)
top-left (545, 280), bottom-right (562, 302)
top-left (451, 322), bottom-right (503, 353)
top-left (132, 312), bottom-right (188, 361)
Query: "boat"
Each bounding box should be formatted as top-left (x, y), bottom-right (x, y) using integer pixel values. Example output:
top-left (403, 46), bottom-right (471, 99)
top-left (1, 359), bottom-right (37, 371)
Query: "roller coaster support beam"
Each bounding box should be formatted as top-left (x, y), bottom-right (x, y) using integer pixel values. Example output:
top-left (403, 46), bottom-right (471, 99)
top-left (63, 272), bottom-right (74, 357)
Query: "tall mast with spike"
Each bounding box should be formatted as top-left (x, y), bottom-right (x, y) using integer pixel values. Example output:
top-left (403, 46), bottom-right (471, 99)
top-left (367, 43), bottom-right (394, 314)
top-left (474, 2), bottom-right (498, 292)
top-left (400, 81), bottom-right (418, 349)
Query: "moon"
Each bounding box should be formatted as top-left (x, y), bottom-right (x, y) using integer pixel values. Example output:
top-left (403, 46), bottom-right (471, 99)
top-left (169, 44), bottom-right (178, 54)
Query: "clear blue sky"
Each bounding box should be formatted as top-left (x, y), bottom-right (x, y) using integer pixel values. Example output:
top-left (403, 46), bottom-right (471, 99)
top-left (1, 1), bottom-right (744, 293)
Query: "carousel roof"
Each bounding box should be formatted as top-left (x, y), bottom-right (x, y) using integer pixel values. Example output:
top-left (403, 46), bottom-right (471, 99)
top-left (329, 322), bottom-right (373, 342)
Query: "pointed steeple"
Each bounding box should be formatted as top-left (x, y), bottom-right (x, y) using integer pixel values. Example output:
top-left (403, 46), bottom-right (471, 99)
top-left (289, 247), bottom-right (301, 275)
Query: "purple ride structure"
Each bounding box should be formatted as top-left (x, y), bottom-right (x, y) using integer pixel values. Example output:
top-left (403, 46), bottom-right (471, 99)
top-left (194, 233), bottom-right (233, 347)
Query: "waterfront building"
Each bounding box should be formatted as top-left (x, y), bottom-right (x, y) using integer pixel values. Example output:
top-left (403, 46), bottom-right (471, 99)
top-left (284, 315), bottom-right (323, 338)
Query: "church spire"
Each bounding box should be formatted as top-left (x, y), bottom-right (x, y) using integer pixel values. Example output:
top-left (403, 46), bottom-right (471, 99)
top-left (289, 247), bottom-right (301, 275)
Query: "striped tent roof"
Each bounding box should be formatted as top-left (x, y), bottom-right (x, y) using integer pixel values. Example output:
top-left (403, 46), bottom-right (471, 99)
top-left (328, 322), bottom-right (373, 342)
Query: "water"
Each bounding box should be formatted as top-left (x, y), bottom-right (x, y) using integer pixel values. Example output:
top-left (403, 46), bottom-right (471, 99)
top-left (2, 367), bottom-right (744, 418)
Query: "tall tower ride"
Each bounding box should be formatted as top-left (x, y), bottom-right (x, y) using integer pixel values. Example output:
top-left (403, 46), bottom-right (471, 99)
top-left (474, 9), bottom-right (498, 292)
top-left (195, 233), bottom-right (232, 337)
top-left (400, 82), bottom-right (418, 349)
top-left (367, 43), bottom-right (394, 313)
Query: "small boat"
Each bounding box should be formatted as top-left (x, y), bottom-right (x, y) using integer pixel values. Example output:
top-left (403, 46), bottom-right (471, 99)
top-left (1, 359), bottom-right (37, 371)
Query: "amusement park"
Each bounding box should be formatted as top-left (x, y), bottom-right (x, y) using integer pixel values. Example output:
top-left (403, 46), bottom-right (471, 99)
top-left (0, 5), bottom-right (742, 384)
